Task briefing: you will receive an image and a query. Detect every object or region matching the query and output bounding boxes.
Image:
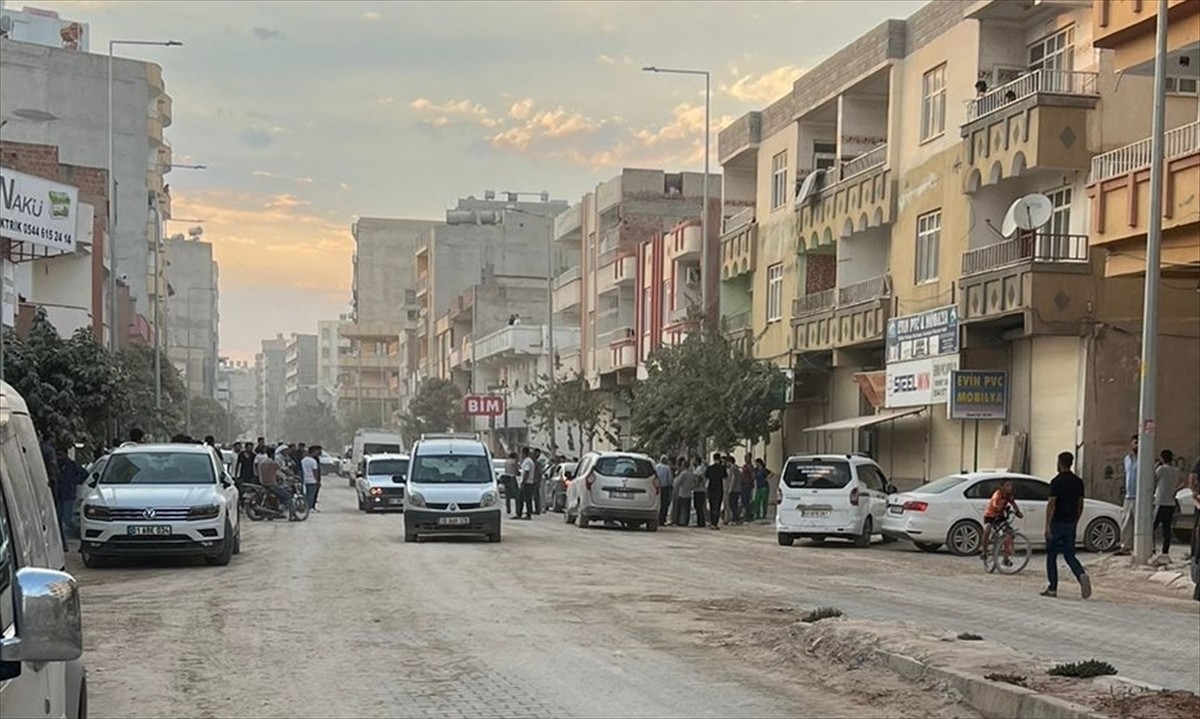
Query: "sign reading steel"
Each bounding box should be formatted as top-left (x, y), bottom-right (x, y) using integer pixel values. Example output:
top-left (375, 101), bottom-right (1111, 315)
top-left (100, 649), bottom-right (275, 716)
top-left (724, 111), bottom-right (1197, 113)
top-left (0, 168), bottom-right (78, 256)
top-left (948, 370), bottom-right (1008, 420)
top-left (464, 394), bottom-right (505, 417)
top-left (885, 305), bottom-right (961, 408)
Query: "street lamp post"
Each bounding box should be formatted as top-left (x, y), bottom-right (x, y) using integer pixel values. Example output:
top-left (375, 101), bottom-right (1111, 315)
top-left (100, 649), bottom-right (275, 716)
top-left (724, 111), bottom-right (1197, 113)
top-left (643, 65), bottom-right (711, 323)
top-left (108, 39), bottom-right (182, 351)
top-left (506, 206), bottom-right (557, 455)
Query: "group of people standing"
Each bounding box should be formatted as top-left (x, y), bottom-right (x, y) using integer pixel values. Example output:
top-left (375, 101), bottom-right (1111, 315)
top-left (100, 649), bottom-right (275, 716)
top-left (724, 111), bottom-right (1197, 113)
top-left (656, 454), bottom-right (773, 530)
top-left (232, 437), bottom-right (324, 516)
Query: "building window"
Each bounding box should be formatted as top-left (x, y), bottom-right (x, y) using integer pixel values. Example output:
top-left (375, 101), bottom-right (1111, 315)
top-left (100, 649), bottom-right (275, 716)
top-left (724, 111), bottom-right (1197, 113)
top-left (921, 64), bottom-right (946, 142)
top-left (915, 210), bottom-right (941, 284)
top-left (1028, 26), bottom-right (1074, 73)
top-left (1166, 76), bottom-right (1199, 96)
top-left (766, 263), bottom-right (784, 322)
top-left (771, 150), bottom-right (789, 209)
top-left (1037, 186), bottom-right (1074, 259)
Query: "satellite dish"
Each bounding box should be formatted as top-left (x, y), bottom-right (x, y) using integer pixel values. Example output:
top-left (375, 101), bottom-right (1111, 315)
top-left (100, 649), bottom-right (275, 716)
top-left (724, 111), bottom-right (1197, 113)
top-left (1001, 194), bottom-right (1053, 237)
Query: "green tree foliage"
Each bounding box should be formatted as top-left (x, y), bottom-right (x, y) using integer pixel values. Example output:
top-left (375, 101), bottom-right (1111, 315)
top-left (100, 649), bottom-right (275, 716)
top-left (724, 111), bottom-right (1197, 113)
top-left (629, 328), bottom-right (788, 457)
top-left (526, 371), bottom-right (613, 454)
top-left (401, 377), bottom-right (465, 437)
top-left (282, 398), bottom-right (342, 447)
top-left (113, 343), bottom-right (187, 441)
top-left (187, 396), bottom-right (240, 443)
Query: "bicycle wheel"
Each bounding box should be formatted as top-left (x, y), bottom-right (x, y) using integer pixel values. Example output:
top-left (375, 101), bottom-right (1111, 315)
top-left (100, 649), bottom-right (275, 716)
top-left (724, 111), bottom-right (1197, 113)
top-left (982, 535), bottom-right (999, 573)
top-left (993, 530), bottom-right (1031, 575)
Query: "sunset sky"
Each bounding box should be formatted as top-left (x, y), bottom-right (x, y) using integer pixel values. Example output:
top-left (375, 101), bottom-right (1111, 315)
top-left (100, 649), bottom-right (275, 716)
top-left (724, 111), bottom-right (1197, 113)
top-left (29, 0), bottom-right (923, 361)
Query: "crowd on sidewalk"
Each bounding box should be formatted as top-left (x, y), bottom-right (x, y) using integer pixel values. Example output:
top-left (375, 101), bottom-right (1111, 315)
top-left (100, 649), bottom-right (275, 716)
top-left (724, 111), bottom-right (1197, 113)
top-left (657, 453), bottom-right (775, 529)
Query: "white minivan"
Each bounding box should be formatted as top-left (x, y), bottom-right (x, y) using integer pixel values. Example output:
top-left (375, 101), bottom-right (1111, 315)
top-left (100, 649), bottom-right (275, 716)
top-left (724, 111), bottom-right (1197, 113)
top-left (565, 452), bottom-right (660, 531)
top-left (0, 381), bottom-right (87, 719)
top-left (403, 434), bottom-right (501, 543)
top-left (776, 454), bottom-right (894, 548)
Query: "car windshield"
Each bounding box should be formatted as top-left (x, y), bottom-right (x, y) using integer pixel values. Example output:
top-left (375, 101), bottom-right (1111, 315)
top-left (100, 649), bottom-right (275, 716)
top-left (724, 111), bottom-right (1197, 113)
top-left (593, 457), bottom-right (653, 478)
top-left (782, 460), bottom-right (851, 489)
top-left (916, 476), bottom-right (969, 494)
top-left (367, 459), bottom-right (409, 476)
top-left (101, 452), bottom-right (215, 485)
top-left (411, 454), bottom-right (492, 484)
top-left (363, 442), bottom-right (400, 455)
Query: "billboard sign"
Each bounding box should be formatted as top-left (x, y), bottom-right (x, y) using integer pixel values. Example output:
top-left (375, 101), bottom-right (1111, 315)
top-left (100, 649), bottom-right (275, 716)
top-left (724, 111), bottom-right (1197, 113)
top-left (886, 355), bottom-right (960, 408)
top-left (0, 168), bottom-right (78, 256)
top-left (885, 305), bottom-right (958, 363)
top-left (948, 370), bottom-right (1008, 420)
top-left (464, 394), bottom-right (505, 417)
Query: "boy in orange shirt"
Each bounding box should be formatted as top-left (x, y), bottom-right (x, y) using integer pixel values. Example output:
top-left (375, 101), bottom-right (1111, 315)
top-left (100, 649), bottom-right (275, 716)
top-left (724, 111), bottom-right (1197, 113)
top-left (981, 480), bottom-right (1023, 558)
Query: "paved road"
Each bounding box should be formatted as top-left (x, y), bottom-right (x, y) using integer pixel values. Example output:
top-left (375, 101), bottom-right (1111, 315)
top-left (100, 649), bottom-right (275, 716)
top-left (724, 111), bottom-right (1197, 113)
top-left (67, 485), bottom-right (1196, 718)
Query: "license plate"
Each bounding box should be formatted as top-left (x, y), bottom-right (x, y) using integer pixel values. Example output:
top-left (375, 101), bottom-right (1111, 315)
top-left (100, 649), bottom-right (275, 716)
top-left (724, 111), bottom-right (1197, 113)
top-left (607, 490), bottom-right (635, 500)
top-left (800, 509), bottom-right (830, 518)
top-left (888, 505), bottom-right (903, 515)
top-left (388, 498), bottom-right (404, 505)
top-left (437, 516), bottom-right (470, 526)
top-left (128, 525), bottom-right (171, 536)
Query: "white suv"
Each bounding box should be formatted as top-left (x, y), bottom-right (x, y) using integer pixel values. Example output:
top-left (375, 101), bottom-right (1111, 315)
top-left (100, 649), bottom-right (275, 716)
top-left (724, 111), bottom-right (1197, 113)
top-left (565, 452), bottom-right (660, 531)
top-left (356, 453), bottom-right (410, 512)
top-left (79, 444), bottom-right (241, 567)
top-left (776, 454), bottom-right (894, 548)
top-left (404, 434), bottom-right (500, 543)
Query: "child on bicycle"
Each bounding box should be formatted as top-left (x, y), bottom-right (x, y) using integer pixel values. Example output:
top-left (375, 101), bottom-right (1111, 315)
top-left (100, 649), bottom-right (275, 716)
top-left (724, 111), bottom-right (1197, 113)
top-left (981, 480), bottom-right (1023, 558)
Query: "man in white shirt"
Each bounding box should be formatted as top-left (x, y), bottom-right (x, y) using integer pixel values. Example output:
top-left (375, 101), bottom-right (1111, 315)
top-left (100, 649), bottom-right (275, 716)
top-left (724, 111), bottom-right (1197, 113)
top-left (300, 446), bottom-right (320, 513)
top-left (518, 447), bottom-right (536, 520)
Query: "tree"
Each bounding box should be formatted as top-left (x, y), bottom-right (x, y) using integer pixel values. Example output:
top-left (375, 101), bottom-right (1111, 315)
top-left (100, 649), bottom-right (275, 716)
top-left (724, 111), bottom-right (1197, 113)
top-left (188, 396), bottom-right (240, 443)
top-left (113, 344), bottom-right (187, 441)
top-left (401, 377), bottom-right (465, 437)
top-left (526, 371), bottom-right (613, 454)
top-left (282, 399), bottom-right (342, 447)
top-left (629, 328), bottom-right (788, 457)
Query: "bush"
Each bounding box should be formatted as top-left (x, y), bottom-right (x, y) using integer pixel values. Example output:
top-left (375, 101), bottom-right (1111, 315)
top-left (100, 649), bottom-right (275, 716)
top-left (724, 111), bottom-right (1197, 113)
top-left (1047, 660), bottom-right (1117, 678)
top-left (801, 606), bottom-right (844, 623)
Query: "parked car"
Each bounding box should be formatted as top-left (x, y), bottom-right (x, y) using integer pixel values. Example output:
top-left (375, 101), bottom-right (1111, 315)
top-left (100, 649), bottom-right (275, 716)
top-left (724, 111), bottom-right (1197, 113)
top-left (881, 472), bottom-right (1122, 555)
top-left (776, 454), bottom-right (894, 547)
top-left (319, 452), bottom-right (340, 480)
top-left (565, 452), bottom-right (659, 531)
top-left (1174, 486), bottom-right (1197, 541)
top-left (0, 380), bottom-right (87, 719)
top-left (356, 453), bottom-right (410, 512)
top-left (404, 434), bottom-right (500, 543)
top-left (78, 444), bottom-right (242, 567)
top-left (542, 462), bottom-right (577, 513)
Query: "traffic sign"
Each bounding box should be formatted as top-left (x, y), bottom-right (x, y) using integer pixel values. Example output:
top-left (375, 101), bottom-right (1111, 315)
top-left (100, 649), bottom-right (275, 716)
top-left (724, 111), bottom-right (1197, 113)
top-left (464, 394), bottom-right (505, 417)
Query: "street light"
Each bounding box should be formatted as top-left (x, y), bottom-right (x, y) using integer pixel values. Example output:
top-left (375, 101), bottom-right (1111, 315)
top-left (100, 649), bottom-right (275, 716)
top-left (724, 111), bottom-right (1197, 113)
top-left (643, 65), bottom-right (711, 322)
top-left (505, 205), bottom-right (556, 454)
top-left (108, 39), bottom-right (182, 352)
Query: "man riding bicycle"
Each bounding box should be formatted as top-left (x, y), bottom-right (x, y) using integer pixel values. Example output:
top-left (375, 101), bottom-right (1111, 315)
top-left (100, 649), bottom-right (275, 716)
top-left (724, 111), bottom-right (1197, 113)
top-left (981, 480), bottom-right (1023, 558)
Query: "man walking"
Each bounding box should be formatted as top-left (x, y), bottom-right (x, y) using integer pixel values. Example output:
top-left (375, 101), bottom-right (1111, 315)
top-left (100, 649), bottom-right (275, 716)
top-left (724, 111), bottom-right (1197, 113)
top-left (503, 452), bottom-right (521, 517)
top-left (518, 447), bottom-right (537, 520)
top-left (705, 453), bottom-right (725, 530)
top-left (672, 456), bottom-right (695, 528)
top-left (655, 456), bottom-right (674, 526)
top-left (1118, 434), bottom-right (1137, 555)
top-left (1042, 451), bottom-right (1092, 599)
top-left (300, 446), bottom-right (320, 514)
top-left (235, 442), bottom-right (257, 489)
top-left (1153, 450), bottom-right (1184, 556)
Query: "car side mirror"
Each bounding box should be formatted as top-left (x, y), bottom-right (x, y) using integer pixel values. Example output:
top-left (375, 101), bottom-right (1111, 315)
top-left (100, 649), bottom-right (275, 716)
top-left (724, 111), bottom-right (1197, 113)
top-left (0, 568), bottom-right (83, 664)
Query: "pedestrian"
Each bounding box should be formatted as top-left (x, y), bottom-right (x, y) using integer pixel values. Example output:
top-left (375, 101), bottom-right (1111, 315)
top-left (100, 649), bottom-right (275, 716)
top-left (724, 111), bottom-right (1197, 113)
top-left (40, 438), bottom-right (60, 505)
top-left (55, 445), bottom-right (86, 540)
top-left (740, 454), bottom-right (755, 522)
top-left (204, 435), bottom-right (216, 448)
top-left (1153, 450), bottom-right (1184, 556)
top-left (690, 457), bottom-right (708, 528)
top-left (235, 442), bottom-right (257, 489)
top-left (1189, 457), bottom-right (1200, 562)
top-left (725, 455), bottom-right (741, 524)
top-left (300, 446), bottom-right (320, 513)
top-left (703, 453), bottom-right (725, 530)
top-left (310, 445), bottom-right (323, 511)
top-left (1041, 451), bottom-right (1092, 599)
top-left (532, 448), bottom-right (545, 515)
top-left (655, 455), bottom-right (674, 526)
top-left (752, 458), bottom-right (770, 521)
top-left (1118, 434), bottom-right (1137, 555)
top-left (122, 427), bottom-right (145, 447)
top-left (258, 450), bottom-right (295, 520)
top-left (672, 456), bottom-right (695, 528)
top-left (519, 447), bottom-right (536, 520)
top-left (503, 452), bottom-right (521, 517)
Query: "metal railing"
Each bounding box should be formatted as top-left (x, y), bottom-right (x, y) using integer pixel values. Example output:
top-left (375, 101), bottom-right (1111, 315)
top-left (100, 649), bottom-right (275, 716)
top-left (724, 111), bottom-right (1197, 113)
top-left (598, 326), bottom-right (636, 346)
top-left (967, 69), bottom-right (1099, 122)
top-left (1090, 120), bottom-right (1200, 183)
top-left (838, 143), bottom-right (888, 182)
top-left (722, 206), bottom-right (755, 235)
top-left (792, 289), bottom-right (835, 316)
top-left (837, 274), bottom-right (891, 306)
top-left (960, 234), bottom-right (1089, 276)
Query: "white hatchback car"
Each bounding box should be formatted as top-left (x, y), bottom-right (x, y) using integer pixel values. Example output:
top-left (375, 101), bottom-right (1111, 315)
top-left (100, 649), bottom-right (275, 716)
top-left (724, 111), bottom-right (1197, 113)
top-left (356, 453), bottom-right (410, 512)
top-left (776, 454), bottom-right (894, 547)
top-left (565, 452), bottom-right (660, 531)
top-left (881, 472), bottom-right (1122, 556)
top-left (79, 444), bottom-right (241, 567)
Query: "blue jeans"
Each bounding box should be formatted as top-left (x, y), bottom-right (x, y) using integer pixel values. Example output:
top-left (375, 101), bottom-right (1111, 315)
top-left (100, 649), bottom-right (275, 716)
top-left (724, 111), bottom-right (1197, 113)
top-left (57, 497), bottom-right (77, 539)
top-left (1046, 521), bottom-right (1085, 591)
top-left (270, 485), bottom-right (293, 511)
top-left (304, 483), bottom-right (318, 510)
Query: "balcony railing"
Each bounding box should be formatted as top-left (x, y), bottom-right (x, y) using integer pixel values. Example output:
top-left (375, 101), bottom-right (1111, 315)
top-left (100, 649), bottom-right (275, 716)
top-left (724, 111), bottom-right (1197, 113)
top-left (722, 206), bottom-right (755, 235)
top-left (554, 265), bottom-right (581, 288)
top-left (967, 69), bottom-right (1099, 122)
top-left (836, 143), bottom-right (888, 183)
top-left (961, 234), bottom-right (1089, 276)
top-left (792, 289), bottom-right (835, 316)
top-left (837, 274), bottom-right (891, 306)
top-left (598, 326), bottom-right (635, 346)
top-left (724, 310), bottom-right (752, 332)
top-left (1090, 120), bottom-right (1200, 183)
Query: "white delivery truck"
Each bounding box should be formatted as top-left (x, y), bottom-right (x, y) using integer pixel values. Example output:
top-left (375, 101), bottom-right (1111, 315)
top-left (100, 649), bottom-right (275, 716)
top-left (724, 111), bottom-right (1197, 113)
top-left (350, 428), bottom-right (405, 485)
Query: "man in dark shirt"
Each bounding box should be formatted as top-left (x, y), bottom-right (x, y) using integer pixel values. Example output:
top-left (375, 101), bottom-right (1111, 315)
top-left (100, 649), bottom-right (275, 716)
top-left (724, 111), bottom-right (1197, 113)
top-left (1042, 451), bottom-right (1092, 599)
top-left (705, 453), bottom-right (726, 530)
top-left (235, 443), bottom-right (258, 488)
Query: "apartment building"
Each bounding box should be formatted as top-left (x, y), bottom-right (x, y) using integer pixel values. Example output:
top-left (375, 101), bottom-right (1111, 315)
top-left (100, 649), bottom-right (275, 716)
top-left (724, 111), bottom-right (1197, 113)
top-left (255, 334), bottom-right (288, 441)
top-left (553, 169), bottom-right (720, 449)
top-left (164, 234), bottom-right (219, 400)
top-left (217, 358), bottom-right (257, 439)
top-left (0, 35), bottom-right (175, 335)
top-left (284, 333), bottom-right (318, 407)
top-left (316, 318), bottom-right (344, 407)
top-left (717, 0), bottom-right (1198, 495)
top-left (635, 220), bottom-right (706, 369)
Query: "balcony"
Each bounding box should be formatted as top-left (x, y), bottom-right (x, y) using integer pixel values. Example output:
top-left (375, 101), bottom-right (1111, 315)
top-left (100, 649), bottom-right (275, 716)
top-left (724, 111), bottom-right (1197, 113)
top-left (1087, 121), bottom-right (1200, 277)
top-left (796, 144), bottom-right (892, 249)
top-left (667, 223), bottom-right (702, 261)
top-left (721, 220), bottom-right (757, 281)
top-left (958, 234), bottom-right (1094, 324)
top-left (596, 255), bottom-right (634, 295)
top-left (792, 275), bottom-right (892, 352)
top-left (962, 70), bottom-right (1099, 193)
top-left (554, 266), bottom-right (582, 311)
top-left (416, 271), bottom-right (428, 296)
top-left (158, 94), bottom-right (173, 127)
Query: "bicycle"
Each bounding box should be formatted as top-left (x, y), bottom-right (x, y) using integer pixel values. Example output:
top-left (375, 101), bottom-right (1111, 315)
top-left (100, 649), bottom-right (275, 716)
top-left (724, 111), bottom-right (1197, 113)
top-left (982, 506), bottom-right (1031, 575)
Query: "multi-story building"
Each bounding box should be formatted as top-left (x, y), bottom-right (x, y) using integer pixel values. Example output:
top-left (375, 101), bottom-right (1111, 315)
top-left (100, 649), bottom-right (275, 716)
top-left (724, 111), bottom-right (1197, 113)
top-left (0, 34), bottom-right (175, 337)
top-left (284, 333), bottom-right (318, 407)
top-left (553, 169), bottom-right (721, 449)
top-left (255, 334), bottom-right (288, 441)
top-left (164, 234), bottom-right (219, 399)
top-left (634, 220), bottom-right (706, 372)
top-left (1, 6), bottom-right (90, 51)
top-left (217, 358), bottom-right (257, 440)
top-left (717, 0), bottom-right (1198, 496)
top-left (316, 318), bottom-right (345, 408)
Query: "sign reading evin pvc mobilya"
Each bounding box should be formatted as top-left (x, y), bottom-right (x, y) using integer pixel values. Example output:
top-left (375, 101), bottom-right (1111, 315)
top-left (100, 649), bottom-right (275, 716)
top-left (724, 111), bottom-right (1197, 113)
top-left (948, 370), bottom-right (1008, 420)
top-left (885, 305), bottom-right (960, 409)
top-left (0, 167), bottom-right (78, 256)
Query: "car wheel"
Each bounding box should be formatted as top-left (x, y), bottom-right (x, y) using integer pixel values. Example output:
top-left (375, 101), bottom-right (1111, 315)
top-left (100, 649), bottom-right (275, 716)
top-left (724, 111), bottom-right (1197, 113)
top-left (854, 517), bottom-right (873, 548)
top-left (232, 524), bottom-right (241, 555)
top-left (488, 530), bottom-right (502, 543)
top-left (563, 505), bottom-right (575, 524)
top-left (777, 533), bottom-right (795, 547)
top-left (205, 521), bottom-right (235, 566)
top-left (914, 541), bottom-right (943, 553)
top-left (1084, 517), bottom-right (1119, 553)
top-left (947, 519), bottom-right (982, 557)
top-left (578, 510), bottom-right (590, 529)
top-left (645, 519), bottom-right (659, 532)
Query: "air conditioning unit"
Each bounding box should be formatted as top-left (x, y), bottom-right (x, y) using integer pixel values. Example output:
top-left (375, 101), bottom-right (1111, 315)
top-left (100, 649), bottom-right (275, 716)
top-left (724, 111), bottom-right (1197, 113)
top-left (684, 267), bottom-right (701, 286)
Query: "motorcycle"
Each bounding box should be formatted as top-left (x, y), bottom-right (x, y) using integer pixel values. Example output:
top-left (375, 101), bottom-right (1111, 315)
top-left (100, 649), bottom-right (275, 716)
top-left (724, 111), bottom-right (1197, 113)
top-left (243, 474), bottom-right (310, 521)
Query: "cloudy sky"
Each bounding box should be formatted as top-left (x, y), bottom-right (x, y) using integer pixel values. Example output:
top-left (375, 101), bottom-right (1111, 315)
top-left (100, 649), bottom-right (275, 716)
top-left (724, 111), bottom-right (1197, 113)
top-left (30, 0), bottom-right (923, 361)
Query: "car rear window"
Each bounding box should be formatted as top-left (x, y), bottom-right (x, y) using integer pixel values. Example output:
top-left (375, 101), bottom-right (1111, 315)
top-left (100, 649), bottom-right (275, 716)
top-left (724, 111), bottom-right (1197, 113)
top-left (367, 459), bottom-right (409, 476)
top-left (593, 457), bottom-right (654, 478)
top-left (782, 460), bottom-right (851, 489)
top-left (916, 476), bottom-right (968, 494)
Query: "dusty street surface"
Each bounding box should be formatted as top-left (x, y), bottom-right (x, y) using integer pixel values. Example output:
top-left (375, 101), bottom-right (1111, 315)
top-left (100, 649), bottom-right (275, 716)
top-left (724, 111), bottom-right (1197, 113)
top-left (67, 485), bottom-right (1196, 718)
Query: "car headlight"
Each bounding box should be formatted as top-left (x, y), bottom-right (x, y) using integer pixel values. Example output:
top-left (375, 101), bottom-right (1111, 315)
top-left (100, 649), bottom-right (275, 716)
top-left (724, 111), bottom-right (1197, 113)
top-left (370, 487), bottom-right (383, 496)
top-left (480, 491), bottom-right (497, 508)
top-left (83, 504), bottom-right (110, 520)
top-left (407, 492), bottom-right (426, 508)
top-left (188, 504), bottom-right (221, 519)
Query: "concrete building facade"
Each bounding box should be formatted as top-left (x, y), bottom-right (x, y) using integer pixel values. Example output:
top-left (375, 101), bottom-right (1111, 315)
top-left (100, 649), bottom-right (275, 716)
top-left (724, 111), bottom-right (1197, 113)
top-left (255, 334), bottom-right (287, 442)
top-left (164, 234), bottom-right (218, 400)
top-left (284, 332), bottom-right (318, 407)
top-left (217, 358), bottom-right (257, 440)
top-left (316, 318), bottom-right (344, 408)
top-left (634, 220), bottom-right (706, 373)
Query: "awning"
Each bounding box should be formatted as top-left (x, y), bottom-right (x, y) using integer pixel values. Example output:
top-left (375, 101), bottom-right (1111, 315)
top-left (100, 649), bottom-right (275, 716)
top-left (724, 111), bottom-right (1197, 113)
top-left (803, 407), bottom-right (924, 433)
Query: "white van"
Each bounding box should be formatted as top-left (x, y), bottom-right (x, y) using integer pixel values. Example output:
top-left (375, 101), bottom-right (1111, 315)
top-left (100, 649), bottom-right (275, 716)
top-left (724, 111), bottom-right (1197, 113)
top-left (403, 434), bottom-right (500, 543)
top-left (776, 454), bottom-right (894, 548)
top-left (0, 381), bottom-right (87, 718)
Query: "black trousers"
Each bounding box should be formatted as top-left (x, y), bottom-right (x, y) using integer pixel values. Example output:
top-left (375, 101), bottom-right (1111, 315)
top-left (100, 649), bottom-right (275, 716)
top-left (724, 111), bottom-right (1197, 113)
top-left (519, 484), bottom-right (536, 518)
top-left (708, 490), bottom-right (724, 528)
top-left (502, 476), bottom-right (519, 514)
top-left (659, 486), bottom-right (672, 524)
top-left (692, 491), bottom-right (707, 527)
top-left (1153, 505), bottom-right (1176, 553)
top-left (728, 491), bottom-right (743, 522)
top-left (673, 494), bottom-right (691, 526)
